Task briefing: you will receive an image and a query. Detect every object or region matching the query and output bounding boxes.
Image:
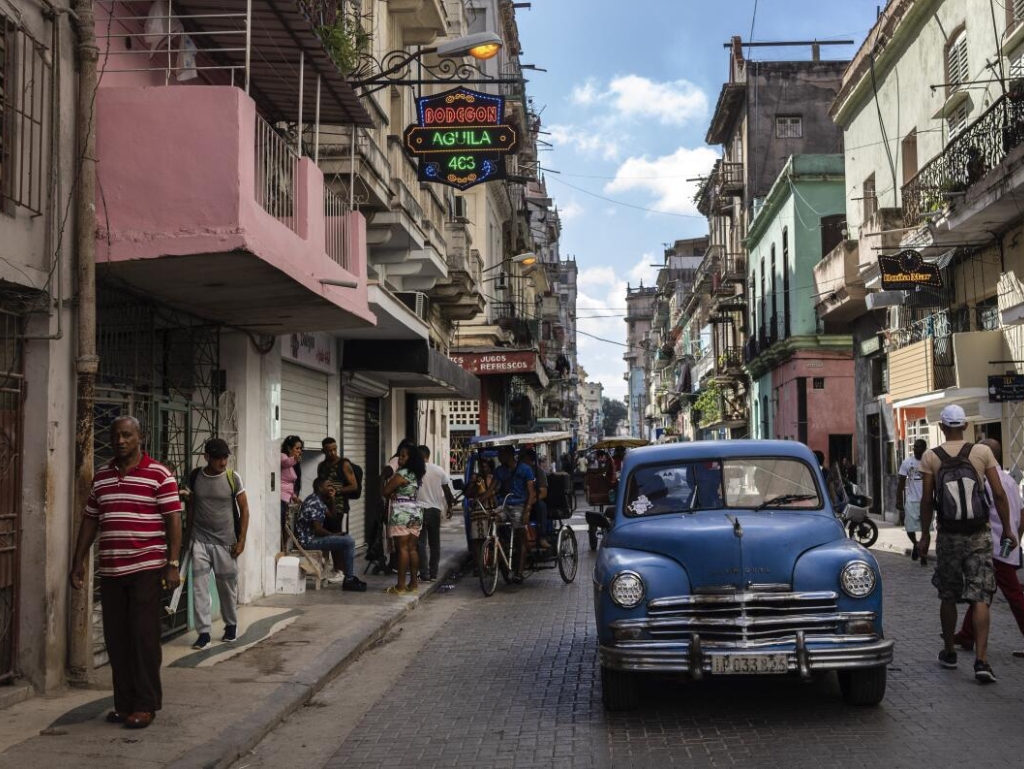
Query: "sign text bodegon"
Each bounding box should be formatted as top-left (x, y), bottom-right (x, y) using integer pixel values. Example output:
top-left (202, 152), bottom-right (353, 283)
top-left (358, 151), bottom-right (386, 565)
top-left (403, 87), bottom-right (518, 190)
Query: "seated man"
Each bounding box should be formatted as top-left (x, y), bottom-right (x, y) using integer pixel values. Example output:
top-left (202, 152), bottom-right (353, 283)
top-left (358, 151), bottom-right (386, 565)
top-left (521, 448), bottom-right (551, 550)
top-left (294, 478), bottom-right (367, 592)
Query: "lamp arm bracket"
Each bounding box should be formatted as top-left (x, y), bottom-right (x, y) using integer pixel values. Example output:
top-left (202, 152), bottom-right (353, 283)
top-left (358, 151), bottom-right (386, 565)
top-left (349, 51), bottom-right (511, 92)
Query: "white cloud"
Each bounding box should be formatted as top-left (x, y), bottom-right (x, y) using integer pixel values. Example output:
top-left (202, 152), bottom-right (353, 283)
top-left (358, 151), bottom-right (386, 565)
top-left (548, 123), bottom-right (621, 161)
top-left (605, 146), bottom-right (720, 215)
top-left (570, 79), bottom-right (599, 106)
top-left (559, 200), bottom-right (584, 221)
top-left (607, 75), bottom-right (708, 126)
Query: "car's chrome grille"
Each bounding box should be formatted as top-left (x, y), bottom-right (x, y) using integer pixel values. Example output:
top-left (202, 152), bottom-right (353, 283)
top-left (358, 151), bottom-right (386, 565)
top-left (644, 591), bottom-right (842, 643)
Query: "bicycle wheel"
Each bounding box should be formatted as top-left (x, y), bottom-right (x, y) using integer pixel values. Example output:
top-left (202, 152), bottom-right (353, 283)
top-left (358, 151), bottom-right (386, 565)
top-left (557, 525), bottom-right (579, 583)
top-left (477, 537), bottom-right (499, 597)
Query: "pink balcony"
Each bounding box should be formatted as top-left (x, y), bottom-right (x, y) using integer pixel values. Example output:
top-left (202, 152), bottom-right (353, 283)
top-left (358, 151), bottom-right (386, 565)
top-left (95, 86), bottom-right (374, 333)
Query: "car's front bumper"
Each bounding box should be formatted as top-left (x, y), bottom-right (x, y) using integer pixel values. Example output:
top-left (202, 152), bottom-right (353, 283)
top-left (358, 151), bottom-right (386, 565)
top-left (599, 632), bottom-right (894, 679)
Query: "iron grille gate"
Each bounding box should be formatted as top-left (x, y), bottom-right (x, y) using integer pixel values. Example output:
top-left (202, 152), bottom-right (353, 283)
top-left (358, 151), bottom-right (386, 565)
top-left (92, 286), bottom-right (220, 660)
top-left (0, 309), bottom-right (23, 683)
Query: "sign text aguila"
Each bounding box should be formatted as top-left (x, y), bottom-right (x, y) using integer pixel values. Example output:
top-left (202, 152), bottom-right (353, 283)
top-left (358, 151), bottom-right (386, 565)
top-left (403, 87), bottom-right (518, 191)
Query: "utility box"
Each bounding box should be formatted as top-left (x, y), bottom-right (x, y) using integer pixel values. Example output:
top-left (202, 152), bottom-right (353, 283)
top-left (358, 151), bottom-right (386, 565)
top-left (275, 556), bottom-right (305, 594)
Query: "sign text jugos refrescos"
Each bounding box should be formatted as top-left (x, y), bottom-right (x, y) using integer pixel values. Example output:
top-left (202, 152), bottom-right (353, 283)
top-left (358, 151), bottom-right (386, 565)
top-left (402, 87), bottom-right (518, 191)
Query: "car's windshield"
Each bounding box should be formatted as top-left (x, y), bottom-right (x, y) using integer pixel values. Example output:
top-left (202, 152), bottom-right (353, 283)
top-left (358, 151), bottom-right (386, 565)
top-left (623, 457), bottom-right (822, 516)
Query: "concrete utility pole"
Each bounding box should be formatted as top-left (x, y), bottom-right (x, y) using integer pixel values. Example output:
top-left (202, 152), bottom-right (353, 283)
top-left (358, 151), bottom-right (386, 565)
top-left (68, 0), bottom-right (99, 684)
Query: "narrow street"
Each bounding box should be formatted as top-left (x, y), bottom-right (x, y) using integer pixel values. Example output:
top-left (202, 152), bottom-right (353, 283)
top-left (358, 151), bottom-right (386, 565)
top-left (234, 509), bottom-right (1024, 769)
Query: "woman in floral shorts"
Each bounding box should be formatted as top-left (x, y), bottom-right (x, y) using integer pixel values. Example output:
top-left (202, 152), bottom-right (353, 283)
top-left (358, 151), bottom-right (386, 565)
top-left (382, 444), bottom-right (425, 594)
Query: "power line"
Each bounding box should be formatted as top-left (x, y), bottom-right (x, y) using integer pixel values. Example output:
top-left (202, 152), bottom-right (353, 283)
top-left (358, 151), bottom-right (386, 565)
top-left (547, 176), bottom-right (706, 219)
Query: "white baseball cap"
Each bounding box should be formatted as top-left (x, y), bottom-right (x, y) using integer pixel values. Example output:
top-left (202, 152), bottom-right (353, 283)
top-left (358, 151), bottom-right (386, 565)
top-left (939, 404), bottom-right (967, 427)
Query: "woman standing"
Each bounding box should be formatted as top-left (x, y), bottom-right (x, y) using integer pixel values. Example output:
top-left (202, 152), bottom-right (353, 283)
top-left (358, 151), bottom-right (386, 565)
top-left (280, 435), bottom-right (303, 550)
top-left (382, 443), bottom-right (425, 594)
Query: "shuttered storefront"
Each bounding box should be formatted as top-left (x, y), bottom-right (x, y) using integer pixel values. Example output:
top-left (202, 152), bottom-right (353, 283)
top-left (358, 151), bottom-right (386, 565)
top-left (281, 362), bottom-right (329, 441)
top-left (342, 394), bottom-right (368, 547)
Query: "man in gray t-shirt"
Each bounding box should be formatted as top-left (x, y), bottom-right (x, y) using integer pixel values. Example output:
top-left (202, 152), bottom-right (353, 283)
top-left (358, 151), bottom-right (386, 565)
top-left (186, 438), bottom-right (249, 650)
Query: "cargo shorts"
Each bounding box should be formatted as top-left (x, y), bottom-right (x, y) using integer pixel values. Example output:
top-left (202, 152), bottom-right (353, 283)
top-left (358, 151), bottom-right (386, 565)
top-left (500, 503), bottom-right (526, 529)
top-left (931, 528), bottom-right (996, 604)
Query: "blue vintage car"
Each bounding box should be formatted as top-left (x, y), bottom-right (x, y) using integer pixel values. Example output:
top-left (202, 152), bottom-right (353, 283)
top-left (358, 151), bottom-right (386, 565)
top-left (593, 440), bottom-right (893, 710)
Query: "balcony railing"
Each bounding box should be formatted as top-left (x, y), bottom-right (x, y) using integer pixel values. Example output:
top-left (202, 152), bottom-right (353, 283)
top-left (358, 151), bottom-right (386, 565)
top-left (324, 186), bottom-right (351, 270)
top-left (719, 162), bottom-right (744, 194)
top-left (902, 93), bottom-right (1024, 227)
top-left (255, 115), bottom-right (298, 232)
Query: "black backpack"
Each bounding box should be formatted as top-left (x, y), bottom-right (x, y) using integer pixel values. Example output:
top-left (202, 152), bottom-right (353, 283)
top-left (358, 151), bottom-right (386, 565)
top-left (342, 458), bottom-right (363, 500)
top-left (933, 445), bottom-right (989, 526)
top-left (188, 467), bottom-right (243, 540)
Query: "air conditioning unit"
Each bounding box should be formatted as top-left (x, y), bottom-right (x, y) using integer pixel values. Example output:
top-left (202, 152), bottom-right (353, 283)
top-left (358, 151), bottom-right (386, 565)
top-left (413, 291), bottom-right (430, 321)
top-left (453, 195), bottom-right (469, 221)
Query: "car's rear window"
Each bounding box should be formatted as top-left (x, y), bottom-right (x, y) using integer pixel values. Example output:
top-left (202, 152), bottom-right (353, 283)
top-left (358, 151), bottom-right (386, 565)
top-left (622, 457), bottom-right (822, 516)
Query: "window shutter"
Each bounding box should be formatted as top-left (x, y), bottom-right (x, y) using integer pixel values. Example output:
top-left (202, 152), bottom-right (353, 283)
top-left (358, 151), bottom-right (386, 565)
top-left (948, 32), bottom-right (968, 92)
top-left (947, 101), bottom-right (969, 137)
top-left (1015, 0), bottom-right (1024, 24)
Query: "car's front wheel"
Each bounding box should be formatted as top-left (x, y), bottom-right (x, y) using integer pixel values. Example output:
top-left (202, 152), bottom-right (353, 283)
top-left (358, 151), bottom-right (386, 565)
top-left (601, 666), bottom-right (639, 711)
top-left (837, 666), bottom-right (887, 705)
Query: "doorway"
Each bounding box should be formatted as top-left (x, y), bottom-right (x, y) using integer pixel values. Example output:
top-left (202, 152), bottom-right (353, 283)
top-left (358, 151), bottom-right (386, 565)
top-left (867, 414), bottom-right (882, 514)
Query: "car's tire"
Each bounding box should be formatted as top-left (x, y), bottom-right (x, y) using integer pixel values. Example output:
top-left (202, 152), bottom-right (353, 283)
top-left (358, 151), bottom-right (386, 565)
top-left (588, 523), bottom-right (599, 551)
top-left (601, 666), bottom-right (639, 711)
top-left (557, 526), bottom-right (579, 583)
top-left (848, 519), bottom-right (879, 548)
top-left (477, 539), bottom-right (498, 597)
top-left (837, 666), bottom-right (887, 706)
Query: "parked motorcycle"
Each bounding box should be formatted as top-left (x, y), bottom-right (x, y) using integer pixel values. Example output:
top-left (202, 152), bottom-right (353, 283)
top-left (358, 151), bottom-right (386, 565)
top-left (840, 493), bottom-right (879, 548)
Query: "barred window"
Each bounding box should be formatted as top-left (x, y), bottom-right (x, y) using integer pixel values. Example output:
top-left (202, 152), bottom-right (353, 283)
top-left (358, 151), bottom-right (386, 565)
top-left (775, 116), bottom-right (802, 139)
top-left (0, 15), bottom-right (50, 216)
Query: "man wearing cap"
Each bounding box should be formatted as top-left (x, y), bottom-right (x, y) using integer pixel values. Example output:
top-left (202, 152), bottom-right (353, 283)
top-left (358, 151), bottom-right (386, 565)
top-left (920, 404), bottom-right (1017, 683)
top-left (187, 438), bottom-right (249, 650)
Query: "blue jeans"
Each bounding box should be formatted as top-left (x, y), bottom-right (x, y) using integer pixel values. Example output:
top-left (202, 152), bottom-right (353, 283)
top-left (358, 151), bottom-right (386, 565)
top-left (305, 534), bottom-right (355, 577)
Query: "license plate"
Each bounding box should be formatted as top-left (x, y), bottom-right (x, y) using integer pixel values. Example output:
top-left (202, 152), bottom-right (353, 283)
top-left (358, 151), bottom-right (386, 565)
top-left (710, 654), bottom-right (788, 675)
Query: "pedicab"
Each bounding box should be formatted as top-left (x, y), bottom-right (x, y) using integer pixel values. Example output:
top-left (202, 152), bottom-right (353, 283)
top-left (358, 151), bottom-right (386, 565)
top-left (461, 431), bottom-right (579, 596)
top-left (582, 437), bottom-right (649, 550)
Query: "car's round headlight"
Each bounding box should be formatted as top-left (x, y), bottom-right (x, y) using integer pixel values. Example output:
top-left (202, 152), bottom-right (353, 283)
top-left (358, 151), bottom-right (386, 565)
top-left (609, 571), bottom-right (646, 608)
top-left (840, 561), bottom-right (876, 598)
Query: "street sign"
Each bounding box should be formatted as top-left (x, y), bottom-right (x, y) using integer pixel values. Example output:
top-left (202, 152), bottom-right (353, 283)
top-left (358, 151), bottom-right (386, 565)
top-left (988, 374), bottom-right (1024, 402)
top-left (402, 87), bottom-right (519, 190)
top-left (878, 249), bottom-right (943, 291)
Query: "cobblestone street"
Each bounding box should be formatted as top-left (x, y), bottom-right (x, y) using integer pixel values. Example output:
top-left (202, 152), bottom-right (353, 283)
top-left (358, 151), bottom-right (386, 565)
top-left (236, 513), bottom-right (1024, 769)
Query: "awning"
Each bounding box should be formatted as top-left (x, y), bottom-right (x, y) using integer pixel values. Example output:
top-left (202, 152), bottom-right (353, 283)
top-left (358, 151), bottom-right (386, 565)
top-left (343, 340), bottom-right (480, 399)
top-left (173, 0), bottom-right (373, 127)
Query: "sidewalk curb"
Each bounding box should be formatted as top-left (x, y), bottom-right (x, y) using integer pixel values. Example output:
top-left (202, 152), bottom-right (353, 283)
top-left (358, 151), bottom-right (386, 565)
top-left (166, 549), bottom-right (471, 769)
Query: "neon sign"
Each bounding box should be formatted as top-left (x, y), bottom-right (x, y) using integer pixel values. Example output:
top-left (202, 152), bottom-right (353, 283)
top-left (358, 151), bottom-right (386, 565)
top-left (402, 87), bottom-right (519, 191)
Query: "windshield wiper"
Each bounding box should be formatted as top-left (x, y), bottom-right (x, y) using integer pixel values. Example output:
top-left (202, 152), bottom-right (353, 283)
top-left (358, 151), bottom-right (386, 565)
top-left (753, 493), bottom-right (818, 511)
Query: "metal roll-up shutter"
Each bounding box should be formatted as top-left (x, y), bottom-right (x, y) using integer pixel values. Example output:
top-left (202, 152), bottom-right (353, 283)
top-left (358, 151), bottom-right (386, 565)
top-left (342, 393), bottom-right (368, 547)
top-left (281, 362), bottom-right (329, 440)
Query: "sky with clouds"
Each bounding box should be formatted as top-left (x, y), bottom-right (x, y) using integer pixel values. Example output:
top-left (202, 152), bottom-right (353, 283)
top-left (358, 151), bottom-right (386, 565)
top-left (515, 0), bottom-right (883, 400)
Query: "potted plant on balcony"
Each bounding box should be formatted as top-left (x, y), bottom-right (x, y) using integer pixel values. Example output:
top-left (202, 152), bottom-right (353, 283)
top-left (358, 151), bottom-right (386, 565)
top-left (314, 4), bottom-right (371, 74)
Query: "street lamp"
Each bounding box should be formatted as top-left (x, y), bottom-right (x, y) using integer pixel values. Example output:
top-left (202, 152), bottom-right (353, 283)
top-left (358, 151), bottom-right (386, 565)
top-left (349, 32), bottom-right (512, 95)
top-left (480, 252), bottom-right (538, 275)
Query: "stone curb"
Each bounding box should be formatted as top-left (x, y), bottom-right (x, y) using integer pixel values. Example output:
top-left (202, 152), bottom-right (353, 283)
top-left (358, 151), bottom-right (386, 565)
top-left (166, 548), bottom-right (471, 769)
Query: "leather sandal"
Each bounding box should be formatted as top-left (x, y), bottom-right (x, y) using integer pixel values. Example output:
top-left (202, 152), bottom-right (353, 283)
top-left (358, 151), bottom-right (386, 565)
top-left (105, 711), bottom-right (127, 724)
top-left (124, 711), bottom-right (155, 729)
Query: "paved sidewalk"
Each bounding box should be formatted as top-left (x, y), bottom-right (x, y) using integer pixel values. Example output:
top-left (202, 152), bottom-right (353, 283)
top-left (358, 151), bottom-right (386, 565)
top-left (0, 516), bottom-right (473, 769)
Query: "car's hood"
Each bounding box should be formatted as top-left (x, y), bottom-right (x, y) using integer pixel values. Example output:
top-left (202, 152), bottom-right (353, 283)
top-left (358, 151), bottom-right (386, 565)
top-left (607, 511), bottom-right (843, 589)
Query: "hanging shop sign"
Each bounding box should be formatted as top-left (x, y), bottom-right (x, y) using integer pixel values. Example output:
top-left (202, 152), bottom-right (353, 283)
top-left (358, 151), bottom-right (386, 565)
top-left (403, 87), bottom-right (518, 191)
top-left (988, 374), bottom-right (1024, 402)
top-left (878, 249), bottom-right (943, 291)
top-left (451, 350), bottom-right (537, 375)
top-left (284, 331), bottom-right (336, 374)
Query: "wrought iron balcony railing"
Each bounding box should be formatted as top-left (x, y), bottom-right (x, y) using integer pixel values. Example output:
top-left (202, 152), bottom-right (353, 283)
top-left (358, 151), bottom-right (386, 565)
top-left (901, 93), bottom-right (1024, 227)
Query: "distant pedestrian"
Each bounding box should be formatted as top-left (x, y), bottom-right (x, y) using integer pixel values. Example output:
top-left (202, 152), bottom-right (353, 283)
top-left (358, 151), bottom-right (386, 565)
top-left (919, 405), bottom-right (1017, 683)
top-left (897, 439), bottom-right (929, 565)
top-left (280, 435), bottom-right (303, 551)
top-left (382, 443), bottom-right (425, 594)
top-left (186, 439), bottom-right (249, 650)
top-left (70, 416), bottom-right (182, 730)
top-left (955, 439), bottom-right (1024, 656)
top-left (317, 437), bottom-right (359, 536)
top-left (416, 446), bottom-right (455, 583)
top-left (294, 478), bottom-right (367, 592)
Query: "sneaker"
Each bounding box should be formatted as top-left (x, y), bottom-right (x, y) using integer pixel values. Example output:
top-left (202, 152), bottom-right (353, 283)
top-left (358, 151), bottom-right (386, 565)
top-left (221, 625), bottom-right (237, 643)
top-left (342, 576), bottom-right (367, 592)
top-left (938, 649), bottom-right (958, 669)
top-left (422, 576), bottom-right (436, 583)
top-left (192, 632), bottom-right (211, 650)
top-left (326, 572), bottom-right (346, 585)
top-left (910, 545), bottom-right (919, 561)
top-left (974, 659), bottom-right (997, 683)
top-left (953, 632), bottom-right (974, 651)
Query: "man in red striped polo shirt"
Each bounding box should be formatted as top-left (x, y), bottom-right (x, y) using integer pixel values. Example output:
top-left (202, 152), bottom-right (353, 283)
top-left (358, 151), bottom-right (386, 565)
top-left (70, 416), bottom-right (182, 730)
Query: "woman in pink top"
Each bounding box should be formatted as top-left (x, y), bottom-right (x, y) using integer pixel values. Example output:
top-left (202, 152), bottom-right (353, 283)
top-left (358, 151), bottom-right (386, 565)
top-left (280, 435), bottom-right (304, 549)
